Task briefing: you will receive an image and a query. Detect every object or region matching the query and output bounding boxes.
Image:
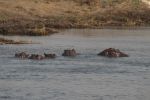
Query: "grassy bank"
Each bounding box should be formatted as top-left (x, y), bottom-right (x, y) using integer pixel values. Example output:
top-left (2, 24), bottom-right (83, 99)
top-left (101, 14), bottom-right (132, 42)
top-left (0, 0), bottom-right (150, 35)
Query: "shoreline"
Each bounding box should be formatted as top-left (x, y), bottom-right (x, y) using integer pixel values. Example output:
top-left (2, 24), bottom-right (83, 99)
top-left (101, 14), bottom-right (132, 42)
top-left (0, 24), bottom-right (150, 36)
top-left (0, 0), bottom-right (150, 36)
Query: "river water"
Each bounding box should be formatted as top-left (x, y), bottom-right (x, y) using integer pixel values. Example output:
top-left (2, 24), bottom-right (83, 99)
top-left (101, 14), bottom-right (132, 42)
top-left (0, 29), bottom-right (150, 100)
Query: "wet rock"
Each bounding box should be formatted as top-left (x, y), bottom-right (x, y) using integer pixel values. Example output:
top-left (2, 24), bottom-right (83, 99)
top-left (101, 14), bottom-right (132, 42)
top-left (15, 52), bottom-right (29, 59)
top-left (29, 54), bottom-right (45, 60)
top-left (98, 48), bottom-right (129, 57)
top-left (62, 49), bottom-right (77, 57)
top-left (44, 53), bottom-right (56, 59)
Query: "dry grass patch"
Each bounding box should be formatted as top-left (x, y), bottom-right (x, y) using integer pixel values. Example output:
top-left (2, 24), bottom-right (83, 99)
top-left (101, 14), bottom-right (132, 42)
top-left (0, 0), bottom-right (150, 36)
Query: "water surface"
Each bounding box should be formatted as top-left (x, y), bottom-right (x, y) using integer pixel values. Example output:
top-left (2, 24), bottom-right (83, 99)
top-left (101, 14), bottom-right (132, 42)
top-left (0, 29), bottom-right (150, 100)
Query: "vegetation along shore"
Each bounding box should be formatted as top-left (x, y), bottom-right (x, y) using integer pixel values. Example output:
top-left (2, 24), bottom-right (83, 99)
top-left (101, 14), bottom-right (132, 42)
top-left (0, 0), bottom-right (150, 36)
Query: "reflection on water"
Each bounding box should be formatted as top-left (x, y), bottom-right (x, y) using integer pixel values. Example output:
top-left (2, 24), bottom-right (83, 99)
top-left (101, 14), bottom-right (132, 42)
top-left (0, 29), bottom-right (150, 100)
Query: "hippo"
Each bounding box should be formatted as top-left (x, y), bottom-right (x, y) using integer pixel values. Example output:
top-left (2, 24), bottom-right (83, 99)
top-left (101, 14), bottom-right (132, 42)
top-left (62, 49), bottom-right (77, 57)
top-left (98, 48), bottom-right (129, 58)
top-left (44, 53), bottom-right (56, 59)
top-left (29, 54), bottom-right (45, 60)
top-left (15, 52), bottom-right (29, 59)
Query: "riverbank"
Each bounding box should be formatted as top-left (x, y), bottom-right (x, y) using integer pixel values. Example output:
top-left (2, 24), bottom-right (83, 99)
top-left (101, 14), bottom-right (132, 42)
top-left (0, 0), bottom-right (150, 36)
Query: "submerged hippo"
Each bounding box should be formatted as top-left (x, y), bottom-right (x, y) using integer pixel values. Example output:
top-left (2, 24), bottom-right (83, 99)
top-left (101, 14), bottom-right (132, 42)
top-left (62, 49), bottom-right (77, 57)
top-left (44, 53), bottom-right (56, 59)
top-left (98, 48), bottom-right (129, 58)
top-left (15, 52), bottom-right (29, 59)
top-left (29, 54), bottom-right (45, 60)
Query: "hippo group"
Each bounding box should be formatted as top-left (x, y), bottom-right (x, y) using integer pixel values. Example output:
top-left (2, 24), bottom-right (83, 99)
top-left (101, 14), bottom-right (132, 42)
top-left (15, 52), bottom-right (56, 60)
top-left (15, 48), bottom-right (129, 60)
